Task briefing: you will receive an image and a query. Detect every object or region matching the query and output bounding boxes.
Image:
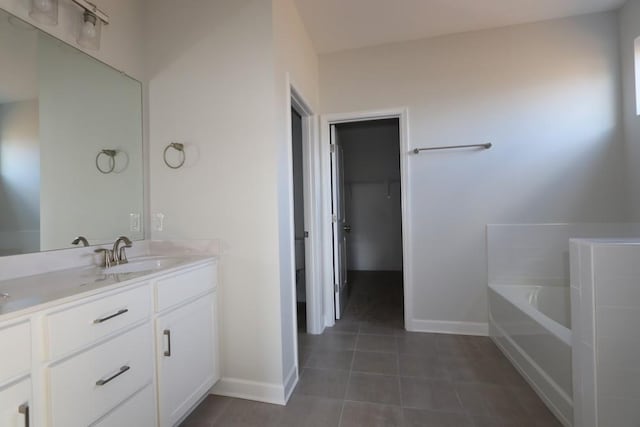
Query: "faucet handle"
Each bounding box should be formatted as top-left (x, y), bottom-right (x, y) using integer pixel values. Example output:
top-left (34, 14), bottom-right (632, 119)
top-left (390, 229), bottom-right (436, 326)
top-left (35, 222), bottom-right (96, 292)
top-left (94, 248), bottom-right (114, 268)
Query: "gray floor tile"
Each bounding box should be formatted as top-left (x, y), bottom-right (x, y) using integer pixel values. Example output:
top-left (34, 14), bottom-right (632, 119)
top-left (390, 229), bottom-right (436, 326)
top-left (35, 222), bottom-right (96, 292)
top-left (298, 333), bottom-right (323, 348)
top-left (211, 399), bottom-right (284, 427)
top-left (509, 386), bottom-right (562, 422)
top-left (400, 377), bottom-right (462, 412)
top-left (295, 368), bottom-right (350, 399)
top-left (456, 383), bottom-right (527, 418)
top-left (470, 414), bottom-right (564, 427)
top-left (403, 408), bottom-right (474, 427)
top-left (352, 351), bottom-right (398, 375)
top-left (398, 353), bottom-right (449, 380)
top-left (359, 322), bottom-right (399, 336)
top-left (340, 401), bottom-right (403, 427)
top-left (396, 332), bottom-right (438, 356)
top-left (325, 321), bottom-right (361, 334)
top-left (305, 349), bottom-right (354, 370)
top-left (447, 358), bottom-right (509, 385)
top-left (277, 395), bottom-right (342, 427)
top-left (183, 272), bottom-right (563, 427)
top-left (356, 334), bottom-right (398, 353)
top-left (180, 395), bottom-right (232, 426)
top-left (346, 372), bottom-right (401, 405)
top-left (316, 333), bottom-right (358, 351)
top-left (298, 345), bottom-right (313, 367)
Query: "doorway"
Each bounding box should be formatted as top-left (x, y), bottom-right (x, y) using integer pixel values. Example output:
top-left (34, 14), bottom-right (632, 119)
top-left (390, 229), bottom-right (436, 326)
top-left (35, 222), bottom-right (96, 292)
top-left (291, 107), bottom-right (307, 332)
top-left (330, 118), bottom-right (404, 328)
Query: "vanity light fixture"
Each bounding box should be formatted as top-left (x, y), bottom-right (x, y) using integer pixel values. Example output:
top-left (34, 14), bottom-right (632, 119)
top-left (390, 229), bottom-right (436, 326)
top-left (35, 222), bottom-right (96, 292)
top-left (72, 0), bottom-right (109, 50)
top-left (29, 0), bottom-right (58, 26)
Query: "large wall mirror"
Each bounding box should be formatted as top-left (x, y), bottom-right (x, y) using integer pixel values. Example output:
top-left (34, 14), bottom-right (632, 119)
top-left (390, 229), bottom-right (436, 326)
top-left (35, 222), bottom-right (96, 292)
top-left (0, 9), bottom-right (144, 256)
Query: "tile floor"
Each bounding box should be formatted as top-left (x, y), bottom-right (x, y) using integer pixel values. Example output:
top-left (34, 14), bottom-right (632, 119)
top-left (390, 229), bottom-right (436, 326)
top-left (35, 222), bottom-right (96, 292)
top-left (181, 271), bottom-right (563, 426)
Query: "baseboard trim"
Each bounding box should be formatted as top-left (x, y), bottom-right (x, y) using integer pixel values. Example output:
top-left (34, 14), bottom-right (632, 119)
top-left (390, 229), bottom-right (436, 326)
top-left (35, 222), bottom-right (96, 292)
top-left (211, 377), bottom-right (286, 405)
top-left (283, 365), bottom-right (298, 403)
top-left (408, 319), bottom-right (489, 336)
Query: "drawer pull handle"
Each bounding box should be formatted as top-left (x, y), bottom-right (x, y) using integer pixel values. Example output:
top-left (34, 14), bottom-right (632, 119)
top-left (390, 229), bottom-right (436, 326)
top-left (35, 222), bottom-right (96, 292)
top-left (164, 329), bottom-right (171, 357)
top-left (94, 308), bottom-right (129, 324)
top-left (18, 403), bottom-right (29, 427)
top-left (96, 365), bottom-right (130, 386)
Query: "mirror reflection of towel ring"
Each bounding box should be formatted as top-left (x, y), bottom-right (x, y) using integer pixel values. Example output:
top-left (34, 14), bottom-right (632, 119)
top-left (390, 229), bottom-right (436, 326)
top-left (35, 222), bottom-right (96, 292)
top-left (96, 149), bottom-right (117, 174)
top-left (164, 142), bottom-right (185, 169)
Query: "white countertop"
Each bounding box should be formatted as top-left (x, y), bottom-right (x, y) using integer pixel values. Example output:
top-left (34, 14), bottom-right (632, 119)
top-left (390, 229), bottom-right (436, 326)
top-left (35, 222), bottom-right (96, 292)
top-left (0, 255), bottom-right (215, 322)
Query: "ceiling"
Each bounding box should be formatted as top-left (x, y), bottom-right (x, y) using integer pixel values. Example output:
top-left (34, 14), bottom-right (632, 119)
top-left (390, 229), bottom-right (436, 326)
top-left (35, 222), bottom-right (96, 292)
top-left (294, 0), bottom-right (627, 54)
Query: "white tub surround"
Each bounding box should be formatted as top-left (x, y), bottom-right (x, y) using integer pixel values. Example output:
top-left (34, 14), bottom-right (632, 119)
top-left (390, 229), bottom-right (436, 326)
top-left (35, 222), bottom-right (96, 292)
top-left (570, 239), bottom-right (640, 427)
top-left (488, 224), bottom-right (640, 427)
top-left (0, 240), bottom-right (220, 427)
top-left (489, 284), bottom-right (573, 425)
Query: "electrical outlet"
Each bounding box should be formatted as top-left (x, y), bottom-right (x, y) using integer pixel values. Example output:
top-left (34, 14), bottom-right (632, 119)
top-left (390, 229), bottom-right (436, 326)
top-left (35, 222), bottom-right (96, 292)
top-left (152, 213), bottom-right (165, 232)
top-left (129, 213), bottom-right (141, 232)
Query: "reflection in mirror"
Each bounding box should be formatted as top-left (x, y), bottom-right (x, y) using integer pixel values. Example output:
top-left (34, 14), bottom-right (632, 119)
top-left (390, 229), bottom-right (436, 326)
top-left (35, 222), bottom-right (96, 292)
top-left (0, 9), bottom-right (143, 256)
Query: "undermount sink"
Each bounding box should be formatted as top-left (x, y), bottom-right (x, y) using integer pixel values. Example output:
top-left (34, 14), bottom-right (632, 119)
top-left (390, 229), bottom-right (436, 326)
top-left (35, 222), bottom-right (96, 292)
top-left (103, 256), bottom-right (185, 274)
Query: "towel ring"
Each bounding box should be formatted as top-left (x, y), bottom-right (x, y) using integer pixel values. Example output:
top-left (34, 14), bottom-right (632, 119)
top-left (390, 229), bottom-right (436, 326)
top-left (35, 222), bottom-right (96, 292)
top-left (96, 149), bottom-right (117, 174)
top-left (164, 142), bottom-right (185, 169)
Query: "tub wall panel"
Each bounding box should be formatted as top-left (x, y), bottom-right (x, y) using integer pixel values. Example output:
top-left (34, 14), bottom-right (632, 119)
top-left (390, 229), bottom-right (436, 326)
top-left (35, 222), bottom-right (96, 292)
top-left (490, 289), bottom-right (573, 397)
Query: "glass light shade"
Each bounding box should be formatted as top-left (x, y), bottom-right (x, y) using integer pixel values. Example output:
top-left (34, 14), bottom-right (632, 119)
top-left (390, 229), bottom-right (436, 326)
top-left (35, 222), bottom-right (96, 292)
top-left (77, 10), bottom-right (101, 50)
top-left (29, 0), bottom-right (58, 26)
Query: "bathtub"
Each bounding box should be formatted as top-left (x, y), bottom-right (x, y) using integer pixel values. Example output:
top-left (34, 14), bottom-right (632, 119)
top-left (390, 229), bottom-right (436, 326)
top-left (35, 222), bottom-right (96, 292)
top-left (489, 284), bottom-right (573, 426)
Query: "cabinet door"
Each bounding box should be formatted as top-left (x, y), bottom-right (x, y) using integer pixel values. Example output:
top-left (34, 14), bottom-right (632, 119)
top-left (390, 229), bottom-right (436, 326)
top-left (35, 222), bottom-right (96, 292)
top-left (156, 293), bottom-right (218, 427)
top-left (0, 378), bottom-right (31, 427)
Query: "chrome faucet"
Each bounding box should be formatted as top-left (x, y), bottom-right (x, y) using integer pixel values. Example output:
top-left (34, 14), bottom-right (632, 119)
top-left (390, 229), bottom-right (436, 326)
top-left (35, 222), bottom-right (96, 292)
top-left (94, 248), bottom-right (114, 268)
top-left (112, 236), bottom-right (133, 265)
top-left (94, 236), bottom-right (133, 268)
top-left (71, 236), bottom-right (89, 247)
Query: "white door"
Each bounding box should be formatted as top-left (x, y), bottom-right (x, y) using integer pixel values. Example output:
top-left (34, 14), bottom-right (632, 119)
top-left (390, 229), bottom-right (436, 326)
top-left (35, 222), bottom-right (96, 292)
top-left (330, 124), bottom-right (349, 319)
top-left (0, 378), bottom-right (31, 427)
top-left (156, 294), bottom-right (218, 427)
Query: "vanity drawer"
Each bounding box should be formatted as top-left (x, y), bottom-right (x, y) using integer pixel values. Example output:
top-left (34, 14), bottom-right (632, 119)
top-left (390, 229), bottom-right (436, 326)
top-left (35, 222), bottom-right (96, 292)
top-left (48, 322), bottom-right (153, 427)
top-left (93, 384), bottom-right (156, 427)
top-left (156, 263), bottom-right (216, 312)
top-left (46, 284), bottom-right (151, 359)
top-left (0, 320), bottom-right (30, 384)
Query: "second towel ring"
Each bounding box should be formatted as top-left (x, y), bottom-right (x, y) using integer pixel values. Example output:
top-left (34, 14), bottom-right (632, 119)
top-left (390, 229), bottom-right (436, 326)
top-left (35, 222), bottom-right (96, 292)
top-left (164, 142), bottom-right (185, 169)
top-left (96, 149), bottom-right (117, 174)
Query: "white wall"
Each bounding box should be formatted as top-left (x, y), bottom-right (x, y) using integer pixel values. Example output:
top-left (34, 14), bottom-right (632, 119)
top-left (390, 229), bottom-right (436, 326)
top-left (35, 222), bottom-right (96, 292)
top-left (320, 12), bottom-right (630, 333)
top-left (0, 100), bottom-right (40, 255)
top-left (338, 120), bottom-right (403, 271)
top-left (0, 0), bottom-right (145, 80)
top-left (146, 0), bottom-right (319, 403)
top-left (620, 0), bottom-right (640, 218)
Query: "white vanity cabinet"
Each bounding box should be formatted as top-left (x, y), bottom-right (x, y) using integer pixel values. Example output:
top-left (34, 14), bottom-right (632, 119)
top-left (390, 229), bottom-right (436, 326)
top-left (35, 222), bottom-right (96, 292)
top-left (154, 264), bottom-right (219, 427)
top-left (0, 320), bottom-right (31, 427)
top-left (0, 257), bottom-right (219, 427)
top-left (0, 378), bottom-right (31, 427)
top-left (44, 283), bottom-right (155, 427)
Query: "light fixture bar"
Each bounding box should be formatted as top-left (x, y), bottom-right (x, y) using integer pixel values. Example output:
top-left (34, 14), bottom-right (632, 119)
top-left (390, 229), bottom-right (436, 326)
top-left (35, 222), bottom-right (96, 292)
top-left (71, 0), bottom-right (108, 24)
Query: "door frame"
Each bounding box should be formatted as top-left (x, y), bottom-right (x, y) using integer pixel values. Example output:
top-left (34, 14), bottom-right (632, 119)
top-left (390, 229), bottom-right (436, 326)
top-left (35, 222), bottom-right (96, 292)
top-left (287, 82), bottom-right (324, 335)
top-left (320, 108), bottom-right (412, 328)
